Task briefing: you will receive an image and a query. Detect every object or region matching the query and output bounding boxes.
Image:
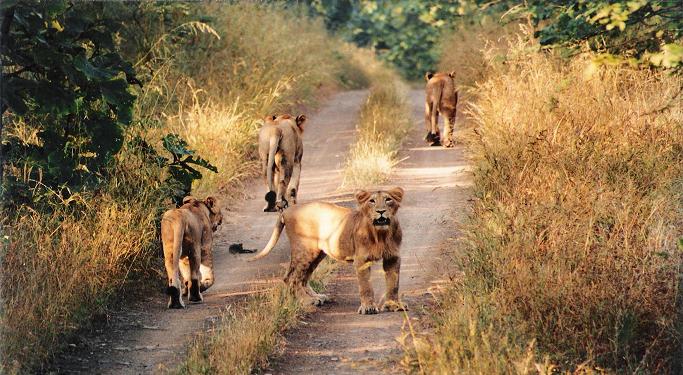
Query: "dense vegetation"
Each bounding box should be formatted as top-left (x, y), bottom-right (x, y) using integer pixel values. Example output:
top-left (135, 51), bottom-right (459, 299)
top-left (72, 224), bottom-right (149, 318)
top-left (306, 0), bottom-right (681, 77)
top-left (402, 3), bottom-right (683, 374)
top-left (0, 2), bottom-right (367, 372)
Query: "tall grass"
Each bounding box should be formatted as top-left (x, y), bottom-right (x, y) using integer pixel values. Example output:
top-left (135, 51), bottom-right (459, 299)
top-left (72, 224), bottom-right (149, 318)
top-left (342, 50), bottom-right (411, 188)
top-left (0, 3), bottom-right (367, 372)
top-left (175, 259), bottom-right (336, 374)
top-left (408, 32), bottom-right (683, 373)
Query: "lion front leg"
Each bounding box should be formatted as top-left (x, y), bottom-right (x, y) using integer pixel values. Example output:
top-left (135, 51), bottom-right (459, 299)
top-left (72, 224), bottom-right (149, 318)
top-left (381, 256), bottom-right (407, 312)
top-left (199, 237), bottom-right (214, 292)
top-left (354, 257), bottom-right (378, 314)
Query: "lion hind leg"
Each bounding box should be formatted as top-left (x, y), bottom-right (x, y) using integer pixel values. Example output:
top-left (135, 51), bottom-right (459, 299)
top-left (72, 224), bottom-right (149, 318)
top-left (162, 219), bottom-right (184, 309)
top-left (304, 251), bottom-right (328, 306)
top-left (188, 242), bottom-right (203, 304)
top-left (179, 257), bottom-right (191, 297)
top-left (285, 244), bottom-right (323, 306)
top-left (442, 110), bottom-right (456, 148)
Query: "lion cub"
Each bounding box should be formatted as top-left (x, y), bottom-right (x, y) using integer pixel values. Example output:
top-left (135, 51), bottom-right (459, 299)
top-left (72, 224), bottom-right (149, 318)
top-left (258, 114), bottom-right (306, 212)
top-left (250, 187), bottom-right (407, 314)
top-left (424, 71), bottom-right (458, 147)
top-left (161, 196), bottom-right (222, 309)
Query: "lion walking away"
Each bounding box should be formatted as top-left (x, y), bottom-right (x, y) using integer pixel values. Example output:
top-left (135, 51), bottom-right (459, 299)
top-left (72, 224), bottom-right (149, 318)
top-left (424, 71), bottom-right (458, 147)
top-left (258, 114), bottom-right (307, 212)
top-left (161, 196), bottom-right (223, 309)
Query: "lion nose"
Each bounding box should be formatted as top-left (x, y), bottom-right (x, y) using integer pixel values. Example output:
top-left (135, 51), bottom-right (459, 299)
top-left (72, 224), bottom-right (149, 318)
top-left (376, 209), bottom-right (386, 215)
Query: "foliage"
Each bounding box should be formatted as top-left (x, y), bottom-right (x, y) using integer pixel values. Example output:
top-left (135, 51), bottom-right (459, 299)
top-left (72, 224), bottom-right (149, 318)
top-left (160, 133), bottom-right (217, 206)
top-left (304, 0), bottom-right (470, 79)
top-left (1, 1), bottom-right (139, 189)
top-left (526, 0), bottom-right (683, 68)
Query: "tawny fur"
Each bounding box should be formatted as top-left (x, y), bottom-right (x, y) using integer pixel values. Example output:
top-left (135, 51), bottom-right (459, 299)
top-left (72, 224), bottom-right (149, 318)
top-left (249, 187), bottom-right (407, 315)
top-left (258, 114), bottom-right (307, 212)
top-left (424, 71), bottom-right (459, 148)
top-left (160, 196), bottom-right (222, 309)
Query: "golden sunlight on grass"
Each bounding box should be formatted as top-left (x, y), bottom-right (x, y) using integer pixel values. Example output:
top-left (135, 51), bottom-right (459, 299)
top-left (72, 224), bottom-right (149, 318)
top-left (175, 259), bottom-right (336, 375)
top-left (405, 29), bottom-right (683, 373)
top-left (342, 50), bottom-right (411, 188)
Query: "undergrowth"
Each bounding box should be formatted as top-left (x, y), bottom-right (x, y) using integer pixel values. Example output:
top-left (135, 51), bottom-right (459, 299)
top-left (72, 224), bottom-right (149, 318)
top-left (175, 259), bottom-right (336, 375)
top-left (405, 28), bottom-right (683, 373)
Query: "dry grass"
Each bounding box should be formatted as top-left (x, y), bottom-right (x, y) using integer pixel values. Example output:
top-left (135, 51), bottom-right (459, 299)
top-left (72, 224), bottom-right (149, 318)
top-left (138, 3), bottom-right (368, 195)
top-left (406, 31), bottom-right (683, 373)
top-left (437, 18), bottom-right (519, 89)
top-left (175, 259), bottom-right (336, 375)
top-left (0, 3), bottom-right (368, 372)
top-left (342, 50), bottom-right (411, 188)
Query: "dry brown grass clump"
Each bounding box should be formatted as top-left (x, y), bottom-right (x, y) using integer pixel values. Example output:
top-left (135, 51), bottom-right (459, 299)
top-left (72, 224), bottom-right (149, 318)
top-left (175, 259), bottom-right (336, 375)
top-left (409, 33), bottom-right (683, 373)
top-left (343, 49), bottom-right (411, 187)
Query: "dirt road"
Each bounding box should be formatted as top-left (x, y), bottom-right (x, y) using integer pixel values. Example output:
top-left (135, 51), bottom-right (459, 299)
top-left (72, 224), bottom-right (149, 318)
top-left (266, 89), bottom-right (471, 374)
top-left (52, 88), bottom-right (471, 374)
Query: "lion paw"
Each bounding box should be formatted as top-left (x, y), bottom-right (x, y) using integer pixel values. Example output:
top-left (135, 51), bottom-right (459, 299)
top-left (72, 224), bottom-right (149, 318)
top-left (358, 303), bottom-right (379, 315)
top-left (381, 300), bottom-right (408, 312)
top-left (188, 280), bottom-right (203, 304)
top-left (442, 139), bottom-right (454, 148)
top-left (167, 286), bottom-right (185, 309)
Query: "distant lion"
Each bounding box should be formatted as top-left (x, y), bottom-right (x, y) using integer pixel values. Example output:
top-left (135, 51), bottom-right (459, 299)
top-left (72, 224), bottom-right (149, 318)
top-left (161, 196), bottom-right (222, 309)
top-left (249, 187), bottom-right (407, 314)
top-left (424, 71), bottom-right (459, 147)
top-left (258, 114), bottom-right (307, 212)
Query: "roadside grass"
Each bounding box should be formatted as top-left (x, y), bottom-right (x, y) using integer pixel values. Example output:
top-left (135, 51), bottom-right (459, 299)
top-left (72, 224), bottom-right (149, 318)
top-left (0, 3), bottom-right (367, 373)
top-left (342, 50), bottom-right (411, 188)
top-left (175, 258), bottom-right (337, 375)
top-left (404, 31), bottom-right (683, 373)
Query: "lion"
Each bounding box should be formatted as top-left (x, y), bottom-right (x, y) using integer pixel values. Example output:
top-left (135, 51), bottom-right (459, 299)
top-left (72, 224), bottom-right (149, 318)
top-left (424, 71), bottom-right (459, 148)
top-left (161, 195), bottom-right (223, 309)
top-left (249, 187), bottom-right (407, 314)
top-left (258, 114), bottom-right (307, 212)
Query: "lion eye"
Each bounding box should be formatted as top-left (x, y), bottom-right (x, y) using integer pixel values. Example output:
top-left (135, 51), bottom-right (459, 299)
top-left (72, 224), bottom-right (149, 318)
top-left (369, 199), bottom-right (375, 204)
top-left (385, 197), bottom-right (392, 203)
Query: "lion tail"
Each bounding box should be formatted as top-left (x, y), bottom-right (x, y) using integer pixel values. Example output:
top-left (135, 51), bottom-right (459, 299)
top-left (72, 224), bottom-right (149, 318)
top-left (265, 134), bottom-right (280, 194)
top-left (248, 213), bottom-right (285, 262)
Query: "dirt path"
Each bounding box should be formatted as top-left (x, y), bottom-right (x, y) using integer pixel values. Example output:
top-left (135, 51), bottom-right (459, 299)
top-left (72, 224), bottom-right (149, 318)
top-left (266, 89), bottom-right (471, 374)
top-left (50, 90), bottom-right (368, 374)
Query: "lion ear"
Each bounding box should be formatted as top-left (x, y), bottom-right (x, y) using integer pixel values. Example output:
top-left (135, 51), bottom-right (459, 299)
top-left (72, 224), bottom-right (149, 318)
top-left (355, 190), bottom-right (371, 204)
top-left (425, 72), bottom-right (434, 81)
top-left (183, 196), bottom-right (197, 205)
top-left (448, 71), bottom-right (456, 78)
top-left (387, 187), bottom-right (404, 203)
top-left (296, 114), bottom-right (307, 131)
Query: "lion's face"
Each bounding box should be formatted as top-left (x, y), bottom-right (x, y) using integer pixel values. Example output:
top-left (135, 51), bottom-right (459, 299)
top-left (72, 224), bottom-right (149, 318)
top-left (355, 187), bottom-right (404, 230)
top-left (204, 196), bottom-right (223, 232)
